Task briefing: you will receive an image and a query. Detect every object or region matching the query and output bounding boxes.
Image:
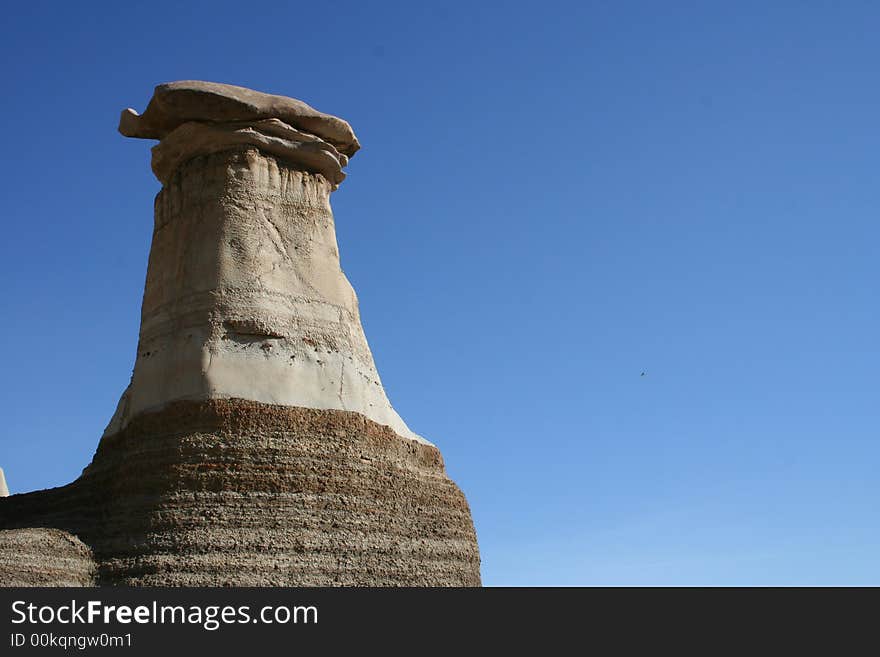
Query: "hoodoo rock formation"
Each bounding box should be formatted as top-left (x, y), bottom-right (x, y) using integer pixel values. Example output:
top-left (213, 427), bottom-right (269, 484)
top-left (0, 81), bottom-right (481, 587)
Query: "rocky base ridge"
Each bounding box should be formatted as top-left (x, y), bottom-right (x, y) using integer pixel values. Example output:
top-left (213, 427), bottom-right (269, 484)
top-left (0, 400), bottom-right (481, 586)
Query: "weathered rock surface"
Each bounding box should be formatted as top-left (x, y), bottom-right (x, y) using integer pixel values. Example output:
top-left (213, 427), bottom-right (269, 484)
top-left (104, 147), bottom-right (423, 444)
top-left (0, 529), bottom-right (95, 586)
top-left (1, 401), bottom-right (480, 586)
top-left (0, 81), bottom-right (481, 586)
top-left (0, 468), bottom-right (8, 497)
top-left (120, 81), bottom-right (358, 188)
top-left (119, 80), bottom-right (360, 154)
top-left (150, 119), bottom-right (349, 186)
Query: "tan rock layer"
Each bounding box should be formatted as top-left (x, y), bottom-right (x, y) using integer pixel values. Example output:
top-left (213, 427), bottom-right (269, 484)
top-left (0, 400), bottom-right (481, 586)
top-left (150, 119), bottom-right (349, 187)
top-left (119, 80), bottom-right (360, 156)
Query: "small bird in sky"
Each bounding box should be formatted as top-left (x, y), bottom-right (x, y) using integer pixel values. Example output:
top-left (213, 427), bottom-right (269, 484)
top-left (640, 371), bottom-right (646, 377)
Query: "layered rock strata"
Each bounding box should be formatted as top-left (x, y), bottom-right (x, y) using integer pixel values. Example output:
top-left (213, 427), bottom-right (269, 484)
top-left (0, 81), bottom-right (480, 586)
top-left (1, 401), bottom-right (480, 586)
top-left (0, 529), bottom-right (95, 586)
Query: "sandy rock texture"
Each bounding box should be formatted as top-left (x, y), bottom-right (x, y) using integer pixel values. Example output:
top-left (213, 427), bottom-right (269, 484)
top-left (0, 529), bottom-right (95, 586)
top-left (1, 400), bottom-right (480, 586)
top-left (105, 147), bottom-right (424, 445)
top-left (119, 80), bottom-right (360, 154)
top-left (120, 81), bottom-right (358, 188)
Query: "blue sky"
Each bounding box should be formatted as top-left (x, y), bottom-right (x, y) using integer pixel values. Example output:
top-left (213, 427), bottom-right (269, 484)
top-left (1, 1), bottom-right (878, 585)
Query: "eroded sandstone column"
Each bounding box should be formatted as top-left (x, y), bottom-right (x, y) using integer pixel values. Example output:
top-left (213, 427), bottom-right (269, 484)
top-left (0, 81), bottom-right (481, 586)
top-left (107, 81), bottom-right (421, 443)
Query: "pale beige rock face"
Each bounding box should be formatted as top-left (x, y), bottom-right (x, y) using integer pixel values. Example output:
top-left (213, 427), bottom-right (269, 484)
top-left (108, 88), bottom-right (424, 443)
top-left (0, 468), bottom-right (8, 497)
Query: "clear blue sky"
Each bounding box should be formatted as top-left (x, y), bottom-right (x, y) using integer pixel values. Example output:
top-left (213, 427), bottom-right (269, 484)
top-left (1, 1), bottom-right (878, 585)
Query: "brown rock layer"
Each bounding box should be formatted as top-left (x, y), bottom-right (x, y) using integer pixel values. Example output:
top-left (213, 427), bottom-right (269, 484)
top-left (0, 399), bottom-right (481, 586)
top-left (0, 529), bottom-right (96, 586)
